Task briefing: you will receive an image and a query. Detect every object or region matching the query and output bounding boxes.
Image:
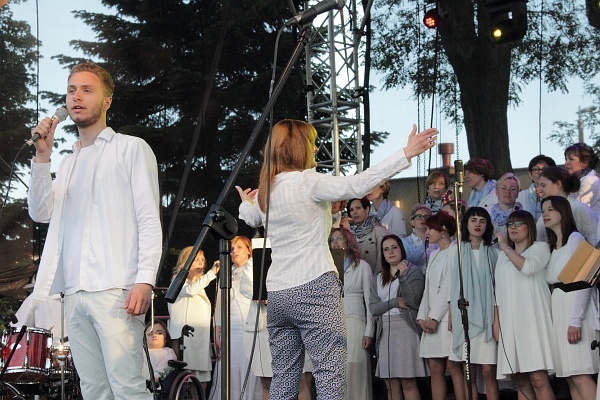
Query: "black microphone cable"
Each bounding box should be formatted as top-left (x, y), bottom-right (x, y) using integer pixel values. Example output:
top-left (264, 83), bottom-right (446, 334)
top-left (239, 18), bottom-right (286, 400)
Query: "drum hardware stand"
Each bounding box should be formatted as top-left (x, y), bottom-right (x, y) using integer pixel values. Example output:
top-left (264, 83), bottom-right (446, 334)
top-left (453, 159), bottom-right (474, 400)
top-left (58, 292), bottom-right (67, 400)
top-left (0, 325), bottom-right (28, 400)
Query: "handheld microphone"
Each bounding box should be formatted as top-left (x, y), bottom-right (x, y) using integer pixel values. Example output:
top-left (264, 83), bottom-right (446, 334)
top-left (25, 107), bottom-right (69, 146)
top-left (284, 0), bottom-right (346, 27)
top-left (441, 188), bottom-right (453, 204)
top-left (491, 237), bottom-right (499, 245)
top-left (424, 237), bottom-right (429, 248)
top-left (454, 160), bottom-right (464, 194)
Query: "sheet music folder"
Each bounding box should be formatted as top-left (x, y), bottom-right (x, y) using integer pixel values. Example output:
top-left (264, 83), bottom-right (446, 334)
top-left (251, 238), bottom-right (346, 300)
top-left (557, 240), bottom-right (600, 292)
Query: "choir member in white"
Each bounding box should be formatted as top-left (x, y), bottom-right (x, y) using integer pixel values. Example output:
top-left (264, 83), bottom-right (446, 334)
top-left (493, 210), bottom-right (556, 400)
top-left (542, 196), bottom-right (598, 400)
top-left (330, 226), bottom-right (374, 400)
top-left (417, 211), bottom-right (465, 400)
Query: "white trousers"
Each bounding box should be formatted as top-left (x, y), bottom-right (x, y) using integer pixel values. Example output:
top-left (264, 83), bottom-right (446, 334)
top-left (65, 289), bottom-right (152, 400)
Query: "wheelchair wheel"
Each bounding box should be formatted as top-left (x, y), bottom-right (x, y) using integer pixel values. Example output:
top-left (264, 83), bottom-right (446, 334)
top-left (167, 371), bottom-right (204, 400)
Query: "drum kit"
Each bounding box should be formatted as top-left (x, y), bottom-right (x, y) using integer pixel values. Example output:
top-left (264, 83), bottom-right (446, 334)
top-left (0, 329), bottom-right (80, 399)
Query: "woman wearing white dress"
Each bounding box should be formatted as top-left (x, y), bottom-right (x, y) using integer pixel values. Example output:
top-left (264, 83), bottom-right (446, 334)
top-left (168, 247), bottom-right (219, 391)
top-left (449, 207), bottom-right (499, 400)
top-left (211, 236), bottom-right (262, 400)
top-left (535, 166), bottom-right (598, 245)
top-left (564, 143), bottom-right (600, 216)
top-left (370, 235), bottom-right (426, 400)
top-left (417, 211), bottom-right (464, 400)
top-left (330, 226), bottom-right (374, 400)
top-left (493, 210), bottom-right (555, 400)
top-left (542, 196), bottom-right (598, 400)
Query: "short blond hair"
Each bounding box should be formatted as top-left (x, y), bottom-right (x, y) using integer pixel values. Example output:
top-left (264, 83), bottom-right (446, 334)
top-left (69, 61), bottom-right (114, 96)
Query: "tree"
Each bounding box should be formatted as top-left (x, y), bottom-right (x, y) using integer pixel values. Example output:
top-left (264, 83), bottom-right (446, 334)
top-left (371, 0), bottom-right (600, 177)
top-left (0, 1), bottom-right (39, 280)
top-left (549, 82), bottom-right (600, 148)
top-left (0, 1), bottom-right (37, 191)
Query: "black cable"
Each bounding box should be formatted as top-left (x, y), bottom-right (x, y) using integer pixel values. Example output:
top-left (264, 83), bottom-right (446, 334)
top-left (142, 330), bottom-right (160, 400)
top-left (0, 155), bottom-right (28, 189)
top-left (488, 247), bottom-right (532, 400)
top-left (427, 28), bottom-right (440, 175)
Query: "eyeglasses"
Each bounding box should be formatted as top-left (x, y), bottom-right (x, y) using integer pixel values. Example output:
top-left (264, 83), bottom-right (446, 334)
top-left (530, 167), bottom-right (546, 174)
top-left (506, 221), bottom-right (525, 228)
top-left (146, 331), bottom-right (165, 337)
top-left (329, 235), bottom-right (344, 242)
top-left (411, 214), bottom-right (429, 220)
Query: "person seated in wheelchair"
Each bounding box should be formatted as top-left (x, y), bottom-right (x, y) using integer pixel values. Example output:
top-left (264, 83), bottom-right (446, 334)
top-left (143, 320), bottom-right (177, 383)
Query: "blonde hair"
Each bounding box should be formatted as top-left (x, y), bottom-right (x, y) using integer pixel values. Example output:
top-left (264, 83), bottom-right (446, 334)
top-left (495, 172), bottom-right (520, 192)
top-left (257, 120), bottom-right (317, 211)
top-left (69, 61), bottom-right (114, 96)
top-left (173, 247), bottom-right (205, 279)
top-left (231, 236), bottom-right (252, 259)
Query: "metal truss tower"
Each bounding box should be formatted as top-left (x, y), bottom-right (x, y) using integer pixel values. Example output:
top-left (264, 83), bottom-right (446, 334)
top-left (305, 0), bottom-right (366, 176)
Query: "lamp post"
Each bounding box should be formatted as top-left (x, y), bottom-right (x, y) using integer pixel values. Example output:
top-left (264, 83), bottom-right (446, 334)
top-left (577, 106), bottom-right (597, 143)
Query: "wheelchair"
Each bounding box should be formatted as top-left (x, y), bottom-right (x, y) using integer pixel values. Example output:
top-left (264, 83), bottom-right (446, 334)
top-left (148, 359), bottom-right (204, 400)
top-left (145, 323), bottom-right (205, 400)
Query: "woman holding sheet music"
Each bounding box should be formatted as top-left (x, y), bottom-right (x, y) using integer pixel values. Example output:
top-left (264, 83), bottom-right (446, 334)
top-left (542, 196), bottom-right (599, 400)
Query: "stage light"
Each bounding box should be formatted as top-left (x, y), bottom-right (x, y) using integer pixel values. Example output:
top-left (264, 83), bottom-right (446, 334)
top-left (423, 8), bottom-right (440, 29)
top-left (587, 0), bottom-right (600, 28)
top-left (484, 1), bottom-right (528, 44)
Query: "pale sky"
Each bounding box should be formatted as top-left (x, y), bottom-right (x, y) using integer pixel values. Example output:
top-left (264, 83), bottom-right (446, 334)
top-left (7, 0), bottom-right (600, 193)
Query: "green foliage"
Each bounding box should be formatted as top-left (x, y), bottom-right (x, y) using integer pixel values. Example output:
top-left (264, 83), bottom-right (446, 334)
top-left (0, 296), bottom-right (21, 331)
top-left (549, 83), bottom-right (600, 150)
top-left (370, 0), bottom-right (599, 173)
top-left (373, 0), bottom-right (599, 117)
top-left (0, 3), bottom-right (38, 191)
top-left (46, 0), bottom-right (309, 279)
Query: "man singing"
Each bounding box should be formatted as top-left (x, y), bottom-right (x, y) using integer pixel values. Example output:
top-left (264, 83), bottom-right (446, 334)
top-left (28, 61), bottom-right (162, 399)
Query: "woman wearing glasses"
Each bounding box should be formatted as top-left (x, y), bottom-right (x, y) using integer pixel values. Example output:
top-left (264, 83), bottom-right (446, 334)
top-left (535, 166), bottom-right (598, 245)
top-left (542, 196), bottom-right (598, 400)
top-left (516, 155), bottom-right (556, 220)
top-left (401, 205), bottom-right (436, 275)
top-left (493, 210), bottom-right (555, 399)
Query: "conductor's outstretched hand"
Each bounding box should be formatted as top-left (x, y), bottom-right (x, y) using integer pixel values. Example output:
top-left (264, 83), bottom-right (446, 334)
top-left (403, 125), bottom-right (438, 160)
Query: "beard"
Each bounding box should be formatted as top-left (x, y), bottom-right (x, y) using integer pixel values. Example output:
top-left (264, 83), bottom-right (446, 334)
top-left (72, 106), bottom-right (103, 129)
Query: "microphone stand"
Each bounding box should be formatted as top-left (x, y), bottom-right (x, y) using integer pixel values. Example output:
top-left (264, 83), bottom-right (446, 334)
top-left (164, 25), bottom-right (313, 400)
top-left (453, 160), bottom-right (473, 400)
